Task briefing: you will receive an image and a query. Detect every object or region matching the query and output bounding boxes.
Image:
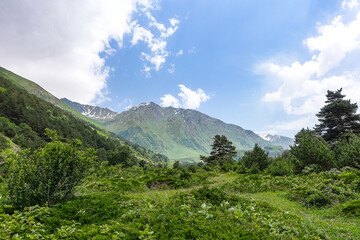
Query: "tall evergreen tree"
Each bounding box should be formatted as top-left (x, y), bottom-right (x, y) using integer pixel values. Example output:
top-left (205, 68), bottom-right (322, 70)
top-left (315, 88), bottom-right (360, 143)
top-left (200, 135), bottom-right (236, 166)
top-left (242, 144), bottom-right (268, 173)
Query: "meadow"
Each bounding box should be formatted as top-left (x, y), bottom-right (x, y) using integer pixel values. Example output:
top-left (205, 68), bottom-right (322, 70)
top-left (1, 164), bottom-right (359, 239)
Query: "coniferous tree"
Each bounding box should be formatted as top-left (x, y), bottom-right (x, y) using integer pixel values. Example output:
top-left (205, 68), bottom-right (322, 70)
top-left (201, 135), bottom-right (236, 166)
top-left (315, 89), bottom-right (360, 143)
top-left (242, 144), bottom-right (268, 173)
top-left (290, 128), bottom-right (335, 172)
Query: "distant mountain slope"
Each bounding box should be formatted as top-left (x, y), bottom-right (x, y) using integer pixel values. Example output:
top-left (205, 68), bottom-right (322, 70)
top-left (0, 68), bottom-right (168, 164)
top-left (102, 102), bottom-right (283, 162)
top-left (61, 98), bottom-right (118, 122)
top-left (256, 133), bottom-right (294, 150)
top-left (0, 67), bottom-right (105, 130)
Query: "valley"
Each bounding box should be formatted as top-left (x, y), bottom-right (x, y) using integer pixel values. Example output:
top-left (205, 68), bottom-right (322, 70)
top-left (1, 67), bottom-right (359, 240)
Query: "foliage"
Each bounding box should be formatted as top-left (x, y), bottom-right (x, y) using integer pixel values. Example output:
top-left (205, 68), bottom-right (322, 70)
top-left (333, 133), bottom-right (360, 168)
top-left (201, 135), bottom-right (237, 166)
top-left (266, 156), bottom-right (294, 176)
top-left (7, 129), bottom-right (96, 209)
top-left (341, 199), bottom-right (360, 216)
top-left (315, 88), bottom-right (360, 144)
top-left (241, 144), bottom-right (268, 173)
top-left (222, 168), bottom-right (360, 208)
top-left (107, 146), bottom-right (135, 167)
top-left (0, 134), bottom-right (9, 150)
top-left (290, 128), bottom-right (335, 173)
top-left (1, 164), bottom-right (360, 239)
top-left (0, 179), bottom-right (325, 239)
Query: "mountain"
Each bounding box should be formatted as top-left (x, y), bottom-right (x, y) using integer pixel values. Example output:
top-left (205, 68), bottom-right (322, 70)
top-left (101, 102), bottom-right (283, 162)
top-left (0, 67), bottom-right (105, 130)
top-left (256, 133), bottom-right (294, 150)
top-left (61, 98), bottom-right (118, 122)
top-left (0, 68), bottom-right (169, 164)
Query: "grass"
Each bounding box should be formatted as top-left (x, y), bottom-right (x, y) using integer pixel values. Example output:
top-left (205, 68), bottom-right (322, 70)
top-left (245, 191), bottom-right (360, 239)
top-left (1, 167), bottom-right (359, 239)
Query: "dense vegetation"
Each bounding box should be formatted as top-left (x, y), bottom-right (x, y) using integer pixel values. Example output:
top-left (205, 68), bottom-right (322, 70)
top-left (1, 85), bottom-right (360, 239)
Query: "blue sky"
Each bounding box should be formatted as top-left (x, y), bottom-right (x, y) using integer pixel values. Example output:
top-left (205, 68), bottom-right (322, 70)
top-left (1, 0), bottom-right (360, 137)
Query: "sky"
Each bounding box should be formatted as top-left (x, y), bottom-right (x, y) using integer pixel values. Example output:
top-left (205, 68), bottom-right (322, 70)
top-left (1, 0), bottom-right (360, 137)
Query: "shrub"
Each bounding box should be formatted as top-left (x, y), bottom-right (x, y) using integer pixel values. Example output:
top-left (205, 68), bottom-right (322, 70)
top-left (333, 134), bottom-right (360, 168)
top-left (107, 146), bottom-right (133, 167)
top-left (0, 134), bottom-right (9, 150)
top-left (266, 157), bottom-right (293, 176)
top-left (241, 144), bottom-right (268, 173)
top-left (290, 128), bottom-right (335, 173)
top-left (341, 199), bottom-right (360, 216)
top-left (7, 129), bottom-right (96, 209)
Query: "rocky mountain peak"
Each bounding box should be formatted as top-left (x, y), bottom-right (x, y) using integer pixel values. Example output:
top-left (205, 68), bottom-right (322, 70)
top-left (61, 98), bottom-right (118, 122)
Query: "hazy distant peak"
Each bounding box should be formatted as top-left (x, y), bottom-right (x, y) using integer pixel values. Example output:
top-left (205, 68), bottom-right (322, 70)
top-left (256, 132), bottom-right (294, 150)
top-left (61, 98), bottom-right (118, 121)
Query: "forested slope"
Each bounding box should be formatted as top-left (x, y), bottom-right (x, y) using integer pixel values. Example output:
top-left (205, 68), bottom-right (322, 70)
top-left (0, 76), bottom-right (168, 163)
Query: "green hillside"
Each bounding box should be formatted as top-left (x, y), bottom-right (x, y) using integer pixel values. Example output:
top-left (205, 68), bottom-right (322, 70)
top-left (0, 75), bottom-right (168, 163)
top-left (0, 67), bottom-right (105, 130)
top-left (103, 102), bottom-right (282, 162)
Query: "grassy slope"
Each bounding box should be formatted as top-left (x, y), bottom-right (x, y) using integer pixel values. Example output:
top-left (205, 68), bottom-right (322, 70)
top-left (104, 104), bottom-right (283, 162)
top-left (1, 169), bottom-right (358, 239)
top-left (74, 171), bottom-right (360, 239)
top-left (247, 191), bottom-right (360, 239)
top-left (0, 67), bottom-right (105, 130)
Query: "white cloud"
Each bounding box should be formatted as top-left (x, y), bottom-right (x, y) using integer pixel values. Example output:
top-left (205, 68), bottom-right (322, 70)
top-left (176, 49), bottom-right (183, 56)
top-left (131, 10), bottom-right (179, 72)
top-left (168, 63), bottom-right (175, 74)
top-left (119, 98), bottom-right (133, 111)
top-left (260, 1), bottom-right (360, 135)
top-left (160, 84), bottom-right (210, 109)
top-left (342, 0), bottom-right (359, 9)
top-left (0, 0), bottom-right (174, 104)
top-left (266, 116), bottom-right (317, 134)
top-left (178, 84), bottom-right (210, 109)
top-left (188, 47), bottom-right (196, 54)
top-left (160, 94), bottom-right (180, 108)
top-left (169, 18), bottom-right (180, 27)
top-left (259, 1), bottom-right (360, 135)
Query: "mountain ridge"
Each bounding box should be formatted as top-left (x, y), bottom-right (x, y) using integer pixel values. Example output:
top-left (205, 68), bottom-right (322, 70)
top-left (101, 101), bottom-right (284, 162)
top-left (0, 67), bottom-right (106, 130)
top-left (61, 98), bottom-right (118, 122)
top-left (0, 66), bottom-right (169, 163)
top-left (256, 133), bottom-right (293, 150)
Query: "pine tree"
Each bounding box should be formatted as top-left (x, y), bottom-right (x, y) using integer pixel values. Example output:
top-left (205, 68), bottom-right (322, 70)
top-left (315, 89), bottom-right (360, 143)
top-left (242, 144), bottom-right (268, 173)
top-left (201, 135), bottom-right (236, 166)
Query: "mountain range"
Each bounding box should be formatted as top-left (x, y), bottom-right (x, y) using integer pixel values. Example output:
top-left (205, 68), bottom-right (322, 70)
top-left (61, 98), bottom-right (118, 122)
top-left (256, 133), bottom-right (293, 150)
top-left (0, 67), bottom-right (168, 164)
top-left (100, 102), bottom-right (293, 162)
top-left (0, 66), bottom-right (293, 163)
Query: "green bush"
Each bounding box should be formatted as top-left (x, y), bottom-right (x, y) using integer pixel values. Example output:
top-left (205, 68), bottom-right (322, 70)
top-left (0, 134), bottom-right (8, 150)
top-left (7, 129), bottom-right (96, 209)
top-left (241, 144), bottom-right (268, 173)
top-left (286, 171), bottom-right (359, 207)
top-left (266, 157), bottom-right (294, 176)
top-left (0, 117), bottom-right (17, 138)
top-left (333, 134), bottom-right (360, 168)
top-left (341, 199), bottom-right (360, 216)
top-left (290, 128), bottom-right (335, 173)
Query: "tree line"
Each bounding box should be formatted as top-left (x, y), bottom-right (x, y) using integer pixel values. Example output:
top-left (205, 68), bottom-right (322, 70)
top-left (199, 89), bottom-right (360, 174)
